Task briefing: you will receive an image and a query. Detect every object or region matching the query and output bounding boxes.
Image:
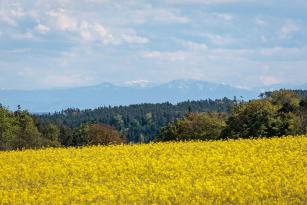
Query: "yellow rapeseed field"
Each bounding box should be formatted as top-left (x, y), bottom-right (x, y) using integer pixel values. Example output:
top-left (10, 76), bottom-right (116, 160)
top-left (0, 135), bottom-right (306, 204)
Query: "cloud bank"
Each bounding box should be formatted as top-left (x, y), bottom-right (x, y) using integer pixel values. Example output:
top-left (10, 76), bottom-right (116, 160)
top-left (0, 0), bottom-right (306, 89)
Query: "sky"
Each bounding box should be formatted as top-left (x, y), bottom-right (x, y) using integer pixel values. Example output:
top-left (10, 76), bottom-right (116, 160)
top-left (0, 0), bottom-right (307, 89)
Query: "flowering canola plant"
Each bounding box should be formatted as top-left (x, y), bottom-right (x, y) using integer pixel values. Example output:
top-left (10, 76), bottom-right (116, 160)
top-left (0, 135), bottom-right (306, 204)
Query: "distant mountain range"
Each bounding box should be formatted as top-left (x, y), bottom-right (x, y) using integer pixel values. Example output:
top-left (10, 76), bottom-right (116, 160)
top-left (0, 79), bottom-right (306, 113)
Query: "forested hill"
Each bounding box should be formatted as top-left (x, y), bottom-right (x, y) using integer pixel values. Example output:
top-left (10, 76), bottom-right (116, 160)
top-left (35, 98), bottom-right (235, 142)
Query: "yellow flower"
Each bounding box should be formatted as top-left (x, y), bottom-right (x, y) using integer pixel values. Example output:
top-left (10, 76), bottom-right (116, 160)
top-left (0, 135), bottom-right (306, 204)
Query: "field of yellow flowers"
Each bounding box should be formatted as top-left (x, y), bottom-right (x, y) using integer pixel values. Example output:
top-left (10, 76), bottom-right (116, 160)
top-left (0, 135), bottom-right (306, 204)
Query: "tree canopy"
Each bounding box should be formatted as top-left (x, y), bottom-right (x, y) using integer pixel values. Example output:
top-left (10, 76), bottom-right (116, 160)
top-left (158, 112), bottom-right (227, 141)
top-left (0, 90), bottom-right (306, 150)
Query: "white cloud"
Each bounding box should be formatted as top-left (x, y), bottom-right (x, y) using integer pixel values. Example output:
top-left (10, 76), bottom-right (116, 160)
top-left (260, 35), bottom-right (268, 43)
top-left (180, 40), bottom-right (208, 51)
top-left (15, 67), bottom-right (36, 78)
top-left (166, 0), bottom-right (251, 5)
top-left (121, 33), bottom-right (149, 44)
top-left (281, 20), bottom-right (300, 34)
top-left (216, 13), bottom-right (233, 22)
top-left (78, 22), bottom-right (148, 45)
top-left (201, 33), bottom-right (235, 45)
top-left (45, 10), bottom-right (148, 45)
top-left (133, 9), bottom-right (189, 24)
top-left (0, 0), bottom-right (306, 89)
top-left (260, 75), bottom-right (280, 85)
top-left (11, 32), bottom-right (34, 40)
top-left (143, 51), bottom-right (186, 62)
top-left (79, 21), bottom-right (92, 40)
top-left (41, 74), bottom-right (92, 87)
top-left (259, 47), bottom-right (304, 57)
top-left (278, 20), bottom-right (300, 39)
top-left (94, 23), bottom-right (109, 38)
top-left (208, 48), bottom-right (253, 61)
top-left (255, 18), bottom-right (266, 27)
top-left (35, 24), bottom-right (50, 34)
top-left (154, 10), bottom-right (189, 24)
top-left (0, 9), bottom-right (27, 27)
top-left (48, 10), bottom-right (78, 31)
top-left (0, 15), bottom-right (17, 26)
top-left (93, 23), bottom-right (119, 45)
top-left (125, 80), bottom-right (152, 87)
top-left (1, 48), bottom-right (32, 54)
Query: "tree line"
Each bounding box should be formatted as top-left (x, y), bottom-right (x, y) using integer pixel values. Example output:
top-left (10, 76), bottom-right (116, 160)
top-left (0, 89), bottom-right (306, 150)
top-left (35, 98), bottom-right (235, 143)
top-left (0, 98), bottom-right (234, 150)
top-left (158, 90), bottom-right (307, 141)
top-left (0, 107), bottom-right (124, 150)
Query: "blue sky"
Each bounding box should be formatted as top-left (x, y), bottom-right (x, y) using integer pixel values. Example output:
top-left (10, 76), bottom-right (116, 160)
top-left (0, 0), bottom-right (307, 89)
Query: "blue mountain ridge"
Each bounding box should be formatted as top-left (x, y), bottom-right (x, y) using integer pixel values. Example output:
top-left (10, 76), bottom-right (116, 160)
top-left (0, 79), bottom-right (306, 113)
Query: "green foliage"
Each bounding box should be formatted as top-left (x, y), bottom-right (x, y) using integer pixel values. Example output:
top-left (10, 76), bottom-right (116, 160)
top-left (262, 89), bottom-right (307, 100)
top-left (224, 90), bottom-right (304, 139)
top-left (269, 90), bottom-right (300, 112)
top-left (158, 112), bottom-right (227, 141)
top-left (0, 106), bottom-right (18, 150)
top-left (13, 110), bottom-right (44, 149)
top-left (58, 125), bottom-right (74, 146)
top-left (297, 99), bottom-right (307, 133)
top-left (0, 107), bottom-right (62, 150)
top-left (1, 90), bottom-right (306, 150)
top-left (158, 90), bottom-right (306, 142)
top-left (35, 99), bottom-right (235, 143)
top-left (72, 124), bottom-right (91, 146)
top-left (222, 100), bottom-right (278, 138)
top-left (41, 123), bottom-right (61, 147)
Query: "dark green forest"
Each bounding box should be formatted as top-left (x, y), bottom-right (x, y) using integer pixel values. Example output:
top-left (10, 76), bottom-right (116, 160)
top-left (0, 89), bottom-right (306, 150)
top-left (35, 97), bottom-right (235, 143)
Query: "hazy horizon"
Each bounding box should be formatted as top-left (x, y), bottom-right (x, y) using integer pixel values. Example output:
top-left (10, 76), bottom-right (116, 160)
top-left (0, 78), bottom-right (306, 91)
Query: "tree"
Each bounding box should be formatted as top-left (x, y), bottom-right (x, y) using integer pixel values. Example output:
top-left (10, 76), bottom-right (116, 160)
top-left (297, 99), bottom-right (307, 133)
top-left (41, 123), bottom-right (61, 147)
top-left (269, 90), bottom-right (300, 113)
top-left (13, 110), bottom-right (44, 149)
top-left (268, 90), bottom-right (302, 135)
top-left (111, 114), bottom-right (124, 130)
top-left (222, 98), bottom-right (301, 138)
top-left (72, 124), bottom-right (124, 146)
top-left (59, 125), bottom-right (74, 146)
top-left (222, 100), bottom-right (277, 138)
top-left (128, 119), bottom-right (142, 142)
top-left (72, 124), bottom-right (90, 146)
top-left (157, 112), bottom-right (227, 141)
top-left (0, 106), bottom-right (18, 150)
top-left (35, 98), bottom-right (235, 143)
top-left (87, 124), bottom-right (124, 145)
